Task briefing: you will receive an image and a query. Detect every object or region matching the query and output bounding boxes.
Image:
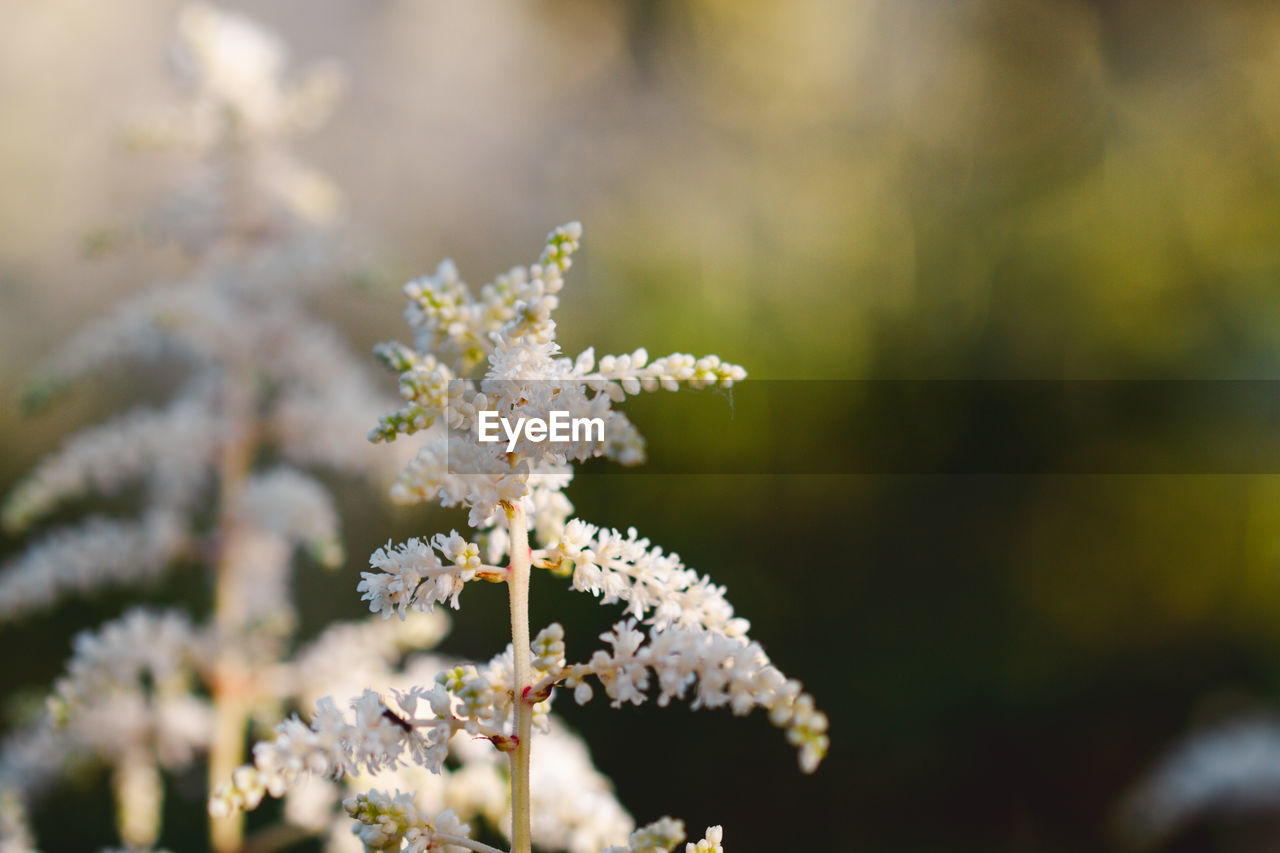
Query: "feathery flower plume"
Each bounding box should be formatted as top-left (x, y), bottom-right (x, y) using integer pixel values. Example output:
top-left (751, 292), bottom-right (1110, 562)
top-left (221, 222), bottom-right (825, 853)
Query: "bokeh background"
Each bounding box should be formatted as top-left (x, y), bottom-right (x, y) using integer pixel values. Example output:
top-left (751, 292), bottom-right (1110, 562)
top-left (7, 0), bottom-right (1280, 850)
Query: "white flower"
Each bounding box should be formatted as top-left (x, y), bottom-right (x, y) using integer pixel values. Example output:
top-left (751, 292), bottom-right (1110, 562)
top-left (0, 608), bottom-right (214, 845)
top-left (685, 826), bottom-right (724, 853)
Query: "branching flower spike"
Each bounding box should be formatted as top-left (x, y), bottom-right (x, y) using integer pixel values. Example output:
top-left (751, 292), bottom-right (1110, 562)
top-left (221, 223), bottom-right (828, 853)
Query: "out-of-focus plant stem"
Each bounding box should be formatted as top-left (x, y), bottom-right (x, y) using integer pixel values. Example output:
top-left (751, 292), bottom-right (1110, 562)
top-left (208, 371), bottom-right (256, 853)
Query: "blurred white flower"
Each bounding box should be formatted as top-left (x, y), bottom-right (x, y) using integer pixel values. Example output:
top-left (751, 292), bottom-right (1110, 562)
top-left (1116, 714), bottom-right (1280, 850)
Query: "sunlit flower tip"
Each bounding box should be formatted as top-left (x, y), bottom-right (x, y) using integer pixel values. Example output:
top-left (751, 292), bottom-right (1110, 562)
top-left (432, 531), bottom-right (481, 569)
top-left (341, 794), bottom-right (360, 818)
top-left (686, 825), bottom-right (724, 853)
top-left (373, 340), bottom-right (420, 373)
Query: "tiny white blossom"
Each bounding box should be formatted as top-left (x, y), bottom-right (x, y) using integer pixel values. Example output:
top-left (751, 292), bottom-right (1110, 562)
top-left (685, 825), bottom-right (724, 853)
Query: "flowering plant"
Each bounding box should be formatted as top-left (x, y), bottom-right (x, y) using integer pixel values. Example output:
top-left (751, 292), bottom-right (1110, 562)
top-left (211, 219), bottom-right (829, 853)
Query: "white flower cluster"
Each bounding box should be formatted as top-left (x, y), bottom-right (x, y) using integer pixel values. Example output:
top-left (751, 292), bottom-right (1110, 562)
top-left (169, 2), bottom-right (342, 141)
top-left (559, 621), bottom-right (828, 774)
top-left (0, 512), bottom-right (185, 622)
top-left (603, 817), bottom-right (686, 853)
top-left (41, 610), bottom-right (213, 771)
top-left (431, 646), bottom-right (557, 739)
top-left (239, 467), bottom-right (344, 568)
top-left (602, 818), bottom-right (724, 853)
top-left (212, 637), bottom-right (644, 845)
top-left (271, 710), bottom-right (633, 853)
top-left (685, 826), bottom-right (724, 853)
top-left (132, 2), bottom-right (344, 232)
top-left (213, 665), bottom-right (538, 820)
top-left (285, 613), bottom-right (452, 708)
top-left (344, 791), bottom-right (473, 853)
top-left (539, 521), bottom-right (749, 636)
top-left (0, 610), bottom-right (214, 848)
top-left (2, 396), bottom-right (217, 534)
top-left (369, 223), bottom-right (744, 532)
top-left (21, 285), bottom-right (240, 402)
top-left (210, 690), bottom-right (436, 816)
top-left (219, 639), bottom-right (560, 806)
top-left (51, 610), bottom-right (206, 718)
top-left (3, 283), bottom-right (393, 629)
top-left (247, 222), bottom-right (822, 851)
top-left (337, 708), bottom-right (632, 853)
top-left (360, 532), bottom-right (490, 619)
top-left (356, 512), bottom-right (830, 774)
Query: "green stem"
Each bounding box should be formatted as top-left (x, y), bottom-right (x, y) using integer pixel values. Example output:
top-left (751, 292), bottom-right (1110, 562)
top-left (504, 502), bottom-right (533, 853)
